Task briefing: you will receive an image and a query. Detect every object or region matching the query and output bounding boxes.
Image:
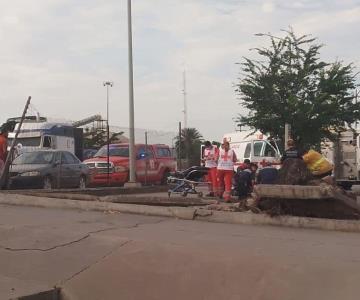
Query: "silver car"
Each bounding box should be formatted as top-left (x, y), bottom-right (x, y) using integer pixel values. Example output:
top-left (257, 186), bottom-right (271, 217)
top-left (9, 150), bottom-right (90, 189)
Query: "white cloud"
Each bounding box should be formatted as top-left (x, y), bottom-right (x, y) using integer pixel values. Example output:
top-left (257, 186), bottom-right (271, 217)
top-left (2, 15), bottom-right (19, 25)
top-left (262, 1), bottom-right (276, 13)
top-left (294, 6), bottom-right (360, 34)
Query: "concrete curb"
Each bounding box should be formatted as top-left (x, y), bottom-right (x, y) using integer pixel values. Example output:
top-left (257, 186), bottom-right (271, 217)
top-left (1, 194), bottom-right (360, 233)
top-left (0, 194), bottom-right (193, 220)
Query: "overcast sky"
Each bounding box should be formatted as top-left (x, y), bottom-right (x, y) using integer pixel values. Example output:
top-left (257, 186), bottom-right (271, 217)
top-left (0, 0), bottom-right (359, 142)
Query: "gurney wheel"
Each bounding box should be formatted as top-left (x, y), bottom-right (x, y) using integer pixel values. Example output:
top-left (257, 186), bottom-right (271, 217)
top-left (197, 192), bottom-right (203, 198)
top-left (181, 191), bottom-right (188, 197)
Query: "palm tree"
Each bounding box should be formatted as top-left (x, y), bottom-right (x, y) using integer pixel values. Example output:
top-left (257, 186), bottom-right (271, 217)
top-left (175, 128), bottom-right (204, 168)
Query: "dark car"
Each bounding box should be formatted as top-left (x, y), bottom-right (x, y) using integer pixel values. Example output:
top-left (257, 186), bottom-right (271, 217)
top-left (8, 150), bottom-right (90, 190)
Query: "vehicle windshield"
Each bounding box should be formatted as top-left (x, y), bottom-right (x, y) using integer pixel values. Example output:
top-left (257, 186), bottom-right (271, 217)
top-left (95, 146), bottom-right (129, 157)
top-left (12, 151), bottom-right (54, 165)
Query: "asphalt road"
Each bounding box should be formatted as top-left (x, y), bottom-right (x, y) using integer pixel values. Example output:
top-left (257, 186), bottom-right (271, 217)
top-left (1, 205), bottom-right (360, 300)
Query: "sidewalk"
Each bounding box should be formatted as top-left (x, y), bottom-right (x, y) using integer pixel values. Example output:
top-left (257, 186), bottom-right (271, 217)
top-left (2, 192), bottom-right (360, 233)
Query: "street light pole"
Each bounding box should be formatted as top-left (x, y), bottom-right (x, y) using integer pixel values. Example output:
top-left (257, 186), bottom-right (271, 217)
top-left (103, 81), bottom-right (113, 186)
top-left (182, 69), bottom-right (188, 129)
top-left (145, 131), bottom-right (148, 185)
top-left (127, 0), bottom-right (136, 184)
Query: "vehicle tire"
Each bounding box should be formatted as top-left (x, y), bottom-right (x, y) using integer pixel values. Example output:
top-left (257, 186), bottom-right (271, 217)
top-left (161, 170), bottom-right (170, 185)
top-left (79, 176), bottom-right (87, 190)
top-left (121, 172), bottom-right (130, 187)
top-left (43, 176), bottom-right (53, 190)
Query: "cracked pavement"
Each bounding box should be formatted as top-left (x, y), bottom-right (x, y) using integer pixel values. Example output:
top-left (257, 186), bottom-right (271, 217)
top-left (0, 204), bottom-right (166, 299)
top-left (2, 205), bottom-right (360, 299)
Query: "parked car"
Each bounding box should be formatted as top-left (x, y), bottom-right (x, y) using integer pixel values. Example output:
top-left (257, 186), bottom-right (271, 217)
top-left (84, 143), bottom-right (176, 186)
top-left (8, 150), bottom-right (90, 189)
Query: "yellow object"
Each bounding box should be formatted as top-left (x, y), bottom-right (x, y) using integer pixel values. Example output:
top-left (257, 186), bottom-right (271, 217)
top-left (302, 150), bottom-right (333, 176)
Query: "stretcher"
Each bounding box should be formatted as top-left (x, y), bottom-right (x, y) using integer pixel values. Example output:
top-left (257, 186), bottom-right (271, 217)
top-left (167, 166), bottom-right (209, 198)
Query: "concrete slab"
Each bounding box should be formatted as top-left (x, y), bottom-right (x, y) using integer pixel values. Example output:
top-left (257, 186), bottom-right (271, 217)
top-left (253, 184), bottom-right (331, 199)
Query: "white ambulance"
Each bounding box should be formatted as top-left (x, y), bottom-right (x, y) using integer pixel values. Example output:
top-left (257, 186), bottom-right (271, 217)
top-left (223, 130), bottom-right (281, 169)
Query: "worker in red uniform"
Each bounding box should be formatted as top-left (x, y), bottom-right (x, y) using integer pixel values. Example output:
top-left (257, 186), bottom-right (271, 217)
top-left (202, 141), bottom-right (219, 197)
top-left (0, 121), bottom-right (16, 181)
top-left (0, 125), bottom-right (8, 176)
top-left (217, 140), bottom-right (237, 202)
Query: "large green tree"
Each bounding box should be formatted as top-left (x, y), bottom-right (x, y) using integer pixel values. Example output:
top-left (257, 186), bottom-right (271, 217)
top-left (236, 29), bottom-right (359, 149)
top-left (175, 128), bottom-right (203, 167)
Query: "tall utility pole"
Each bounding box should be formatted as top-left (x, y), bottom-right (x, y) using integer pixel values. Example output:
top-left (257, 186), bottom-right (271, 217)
top-left (178, 122), bottom-right (182, 170)
top-left (144, 131), bottom-right (148, 185)
top-left (182, 69), bottom-right (188, 129)
top-left (103, 81), bottom-right (113, 186)
top-left (127, 0), bottom-right (137, 185)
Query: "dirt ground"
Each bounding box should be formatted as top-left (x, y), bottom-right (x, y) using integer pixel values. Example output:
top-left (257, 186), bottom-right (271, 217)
top-left (258, 197), bottom-right (360, 220)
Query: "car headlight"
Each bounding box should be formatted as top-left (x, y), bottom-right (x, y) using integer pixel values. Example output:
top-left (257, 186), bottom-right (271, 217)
top-left (114, 166), bottom-right (127, 173)
top-left (20, 171), bottom-right (41, 177)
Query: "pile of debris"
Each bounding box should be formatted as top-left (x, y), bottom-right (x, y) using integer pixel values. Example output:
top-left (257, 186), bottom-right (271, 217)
top-left (252, 159), bottom-right (360, 220)
top-left (255, 187), bottom-right (360, 220)
top-left (205, 159), bottom-right (360, 221)
top-left (277, 158), bottom-right (313, 185)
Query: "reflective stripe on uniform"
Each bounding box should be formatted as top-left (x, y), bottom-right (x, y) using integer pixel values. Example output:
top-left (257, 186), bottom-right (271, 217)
top-left (309, 157), bottom-right (326, 172)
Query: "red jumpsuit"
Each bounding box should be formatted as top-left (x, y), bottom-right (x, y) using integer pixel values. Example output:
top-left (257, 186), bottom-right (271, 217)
top-left (217, 148), bottom-right (237, 201)
top-left (0, 134), bottom-right (7, 176)
top-left (203, 146), bottom-right (219, 195)
top-left (0, 134), bottom-right (7, 162)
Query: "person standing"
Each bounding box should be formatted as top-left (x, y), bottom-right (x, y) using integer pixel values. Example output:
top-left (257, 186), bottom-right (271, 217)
top-left (0, 126), bottom-right (9, 177)
top-left (203, 141), bottom-right (219, 197)
top-left (281, 139), bottom-right (302, 163)
top-left (217, 141), bottom-right (237, 202)
top-left (0, 121), bottom-right (16, 177)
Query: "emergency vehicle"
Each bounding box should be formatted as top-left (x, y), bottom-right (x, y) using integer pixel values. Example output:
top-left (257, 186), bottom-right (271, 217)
top-left (223, 130), bottom-right (281, 169)
top-left (7, 116), bottom-right (84, 160)
top-left (84, 143), bottom-right (176, 186)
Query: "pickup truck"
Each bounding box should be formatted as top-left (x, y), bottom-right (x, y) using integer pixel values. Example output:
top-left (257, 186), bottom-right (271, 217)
top-left (84, 143), bottom-right (176, 186)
